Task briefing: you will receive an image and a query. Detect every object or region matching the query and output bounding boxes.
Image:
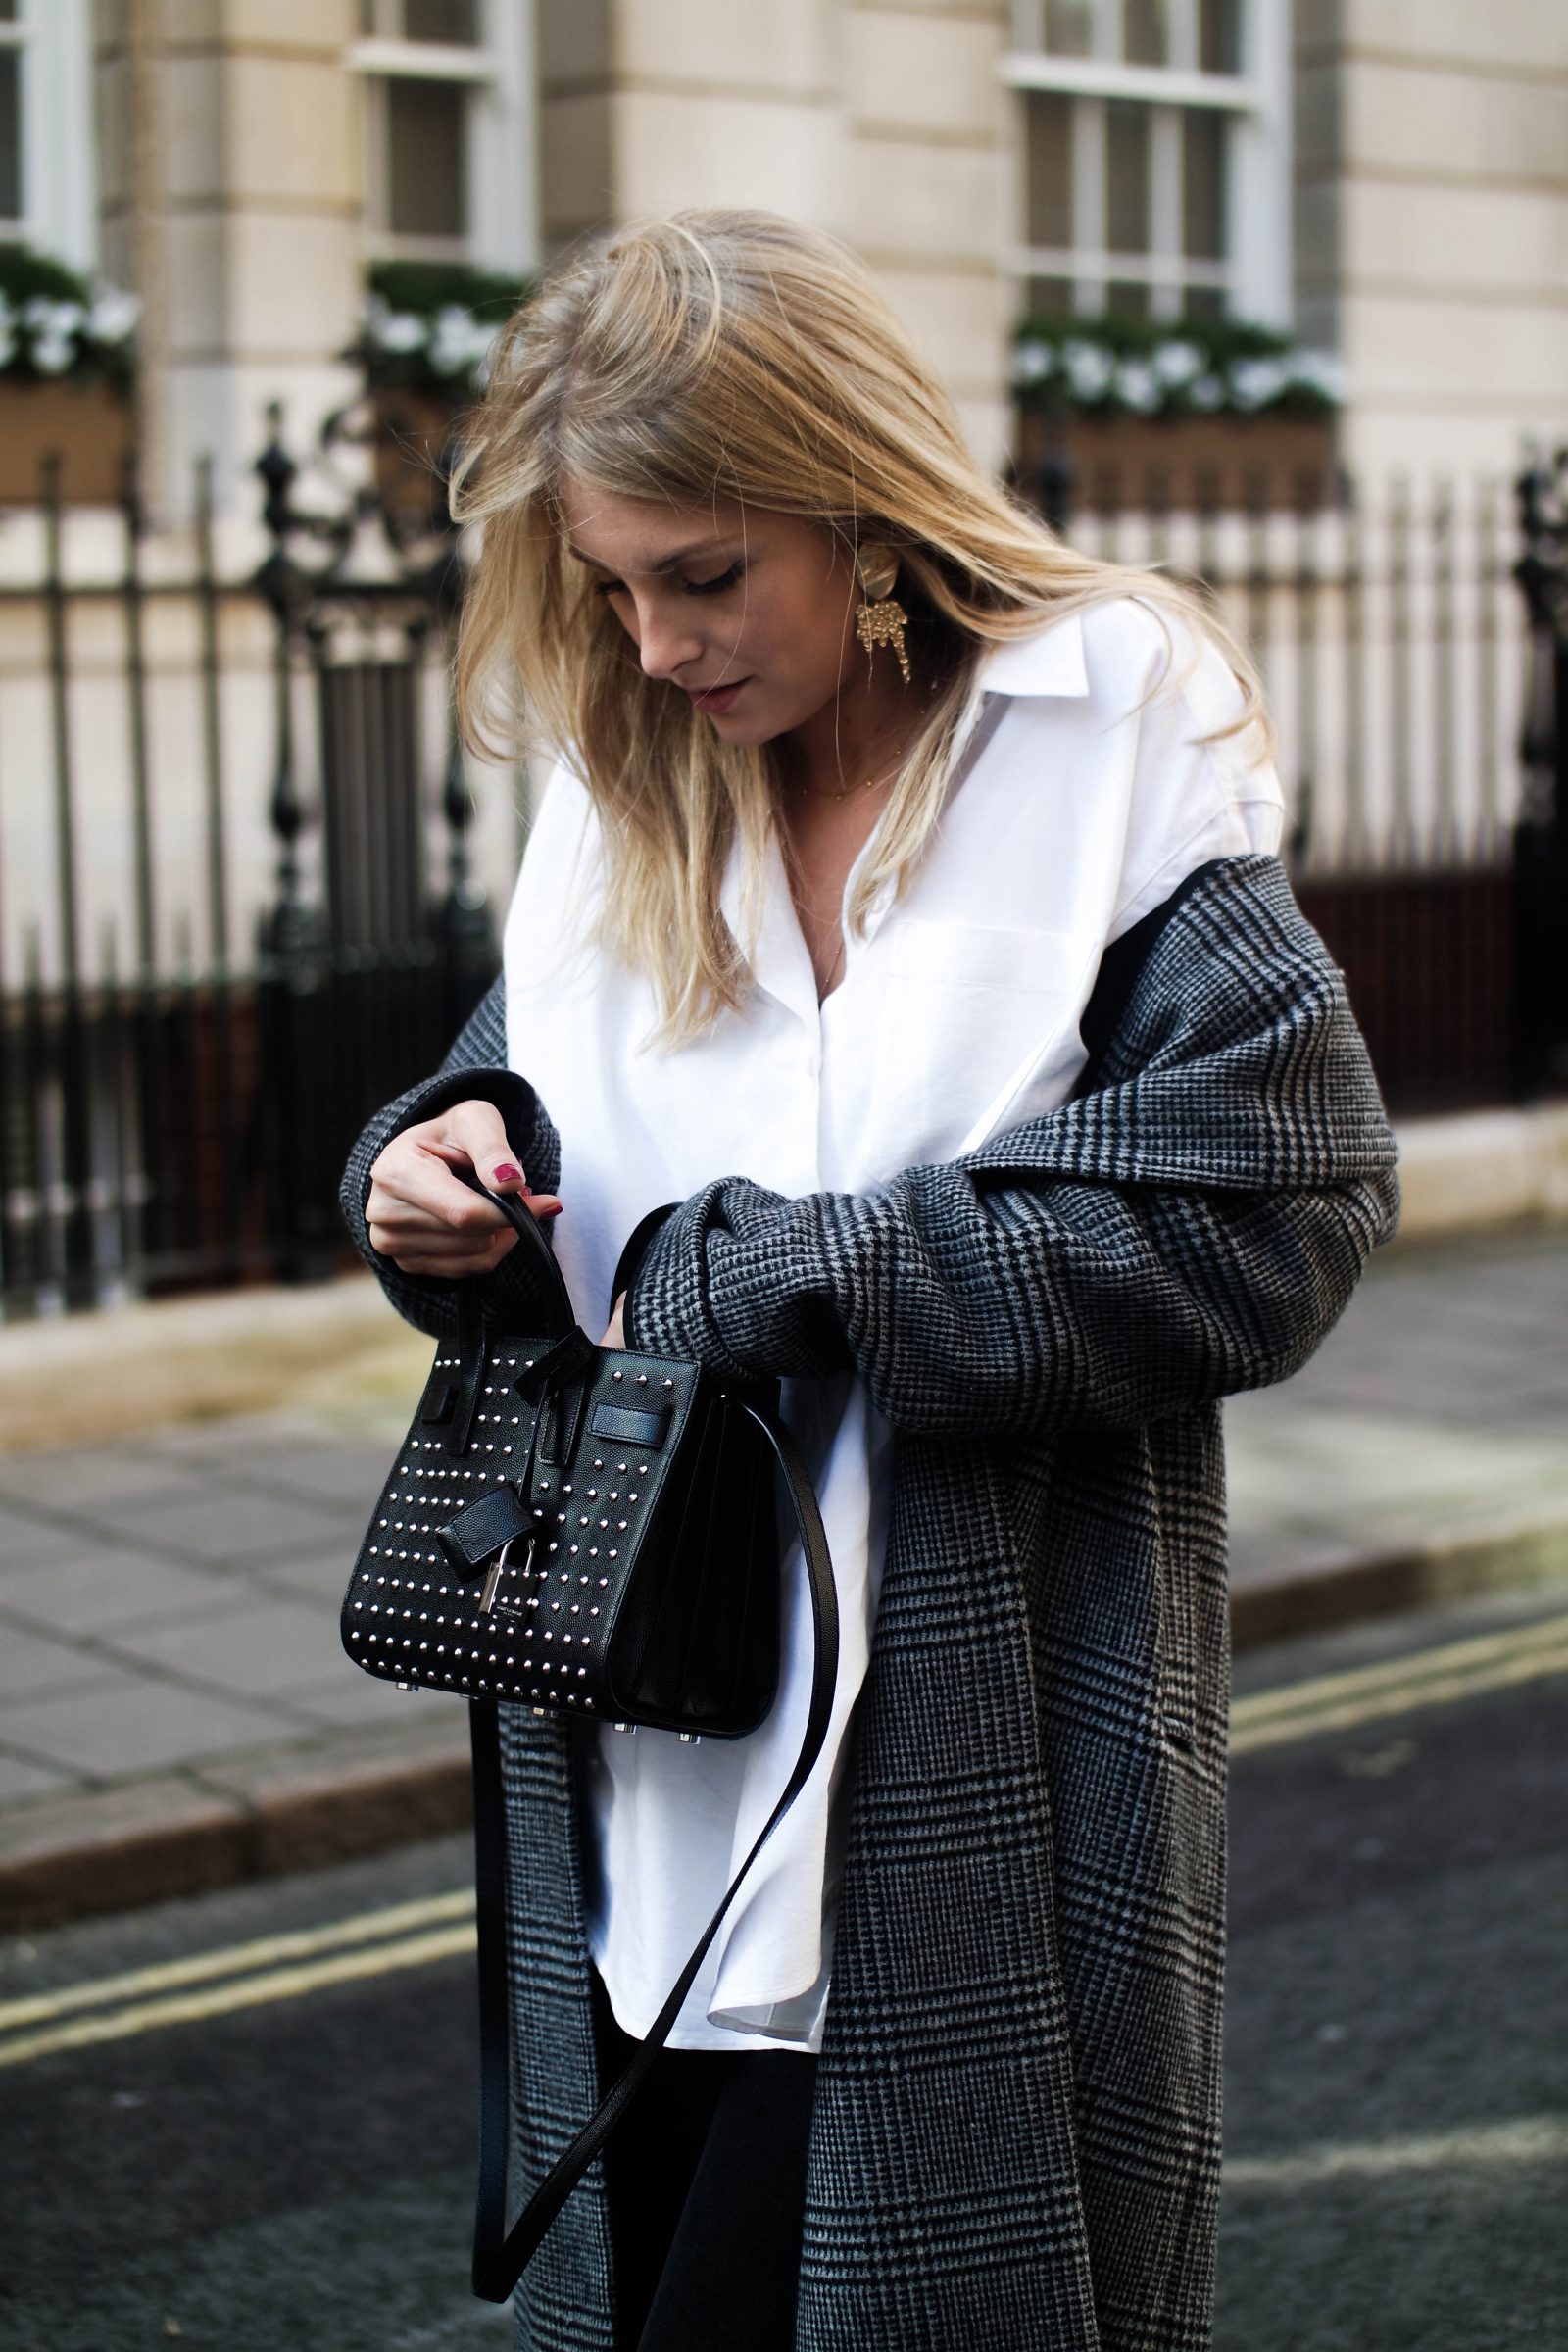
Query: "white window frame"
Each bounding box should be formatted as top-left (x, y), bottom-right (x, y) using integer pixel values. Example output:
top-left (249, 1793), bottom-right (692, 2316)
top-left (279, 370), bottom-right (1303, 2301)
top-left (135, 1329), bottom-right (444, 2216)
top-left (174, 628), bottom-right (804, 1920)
top-left (1004, 0), bottom-right (1290, 324)
top-left (348, 0), bottom-right (537, 273)
top-left (0, 0), bottom-right (97, 269)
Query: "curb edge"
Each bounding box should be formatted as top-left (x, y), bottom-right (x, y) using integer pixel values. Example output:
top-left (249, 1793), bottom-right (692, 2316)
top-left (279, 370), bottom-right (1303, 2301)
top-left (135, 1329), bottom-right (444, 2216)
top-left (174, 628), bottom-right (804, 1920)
top-left (6, 1518), bottom-right (1566, 1936)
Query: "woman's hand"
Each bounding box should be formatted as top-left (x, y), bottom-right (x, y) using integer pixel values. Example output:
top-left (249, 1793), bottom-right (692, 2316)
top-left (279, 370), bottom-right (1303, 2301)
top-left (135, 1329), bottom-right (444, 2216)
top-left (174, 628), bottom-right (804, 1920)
top-left (367, 1098), bottom-right (563, 1277)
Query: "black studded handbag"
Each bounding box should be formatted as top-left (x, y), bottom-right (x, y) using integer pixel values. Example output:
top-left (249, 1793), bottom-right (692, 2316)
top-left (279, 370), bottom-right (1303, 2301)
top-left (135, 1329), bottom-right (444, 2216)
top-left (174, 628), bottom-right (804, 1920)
top-left (342, 1179), bottom-right (837, 2303)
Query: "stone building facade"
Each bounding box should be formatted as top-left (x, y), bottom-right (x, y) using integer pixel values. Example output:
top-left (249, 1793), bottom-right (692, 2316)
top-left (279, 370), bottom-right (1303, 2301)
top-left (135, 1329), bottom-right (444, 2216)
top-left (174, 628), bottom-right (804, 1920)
top-left (3, 2), bottom-right (1563, 514)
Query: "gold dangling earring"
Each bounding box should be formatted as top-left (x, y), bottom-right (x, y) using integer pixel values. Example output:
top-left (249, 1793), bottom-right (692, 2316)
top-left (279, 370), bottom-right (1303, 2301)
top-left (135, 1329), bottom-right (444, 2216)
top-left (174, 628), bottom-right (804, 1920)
top-left (854, 544), bottom-right (913, 687)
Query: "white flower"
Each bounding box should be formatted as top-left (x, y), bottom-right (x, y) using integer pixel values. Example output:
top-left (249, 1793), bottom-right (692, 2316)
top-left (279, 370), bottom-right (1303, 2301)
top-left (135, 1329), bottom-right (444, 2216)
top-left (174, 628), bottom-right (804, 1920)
top-left (1286, 348), bottom-right (1348, 405)
top-left (427, 304), bottom-right (502, 379)
top-left (23, 296), bottom-right (85, 336)
top-left (1114, 358), bottom-right (1162, 414)
top-left (20, 299), bottom-right (83, 371)
top-left (1152, 339), bottom-right (1204, 388)
top-left (1063, 338), bottom-right (1114, 401)
top-left (31, 329), bottom-right (76, 374)
top-left (86, 286), bottom-right (140, 344)
top-left (376, 309), bottom-right (429, 356)
top-left (1229, 357), bottom-right (1290, 411)
top-left (1188, 371), bottom-right (1226, 411)
top-left (1012, 337), bottom-right (1055, 388)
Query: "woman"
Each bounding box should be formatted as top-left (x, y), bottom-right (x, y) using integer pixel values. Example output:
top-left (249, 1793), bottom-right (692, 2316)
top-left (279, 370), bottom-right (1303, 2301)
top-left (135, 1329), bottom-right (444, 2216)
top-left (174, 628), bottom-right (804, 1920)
top-left (344, 211), bottom-right (1398, 2352)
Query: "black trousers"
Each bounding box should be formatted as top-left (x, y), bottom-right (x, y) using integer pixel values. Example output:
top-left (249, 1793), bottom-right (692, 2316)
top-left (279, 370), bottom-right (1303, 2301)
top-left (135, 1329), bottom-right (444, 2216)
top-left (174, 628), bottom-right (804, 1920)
top-left (590, 1968), bottom-right (818, 2352)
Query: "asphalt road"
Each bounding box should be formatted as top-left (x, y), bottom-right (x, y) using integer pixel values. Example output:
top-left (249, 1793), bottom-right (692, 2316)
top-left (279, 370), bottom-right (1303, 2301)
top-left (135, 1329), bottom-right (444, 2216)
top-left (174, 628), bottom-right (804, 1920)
top-left (2, 1583), bottom-right (1564, 2352)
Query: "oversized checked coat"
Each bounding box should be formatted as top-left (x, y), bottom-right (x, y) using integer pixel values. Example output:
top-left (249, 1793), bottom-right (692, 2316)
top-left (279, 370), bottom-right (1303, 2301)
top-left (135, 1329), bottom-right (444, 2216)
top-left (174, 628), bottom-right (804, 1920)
top-left (343, 852), bottom-right (1399, 2351)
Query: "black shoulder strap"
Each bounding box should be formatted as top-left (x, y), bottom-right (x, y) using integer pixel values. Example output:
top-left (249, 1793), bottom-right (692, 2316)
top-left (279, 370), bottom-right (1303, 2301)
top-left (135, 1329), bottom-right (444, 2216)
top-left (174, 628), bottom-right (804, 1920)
top-left (466, 1397), bottom-right (839, 2304)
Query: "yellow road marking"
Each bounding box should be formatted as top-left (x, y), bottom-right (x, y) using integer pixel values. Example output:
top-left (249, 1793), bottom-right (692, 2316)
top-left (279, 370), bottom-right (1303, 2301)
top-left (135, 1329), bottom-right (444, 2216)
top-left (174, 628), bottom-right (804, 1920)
top-left (1235, 1612), bottom-right (1568, 1726)
top-left (2, 1612), bottom-right (1564, 2074)
top-left (0, 1886), bottom-right (474, 2034)
top-left (0, 1921), bottom-right (476, 2070)
top-left (1225, 2113), bottom-right (1568, 2190)
top-left (1232, 1615), bottom-right (1568, 1754)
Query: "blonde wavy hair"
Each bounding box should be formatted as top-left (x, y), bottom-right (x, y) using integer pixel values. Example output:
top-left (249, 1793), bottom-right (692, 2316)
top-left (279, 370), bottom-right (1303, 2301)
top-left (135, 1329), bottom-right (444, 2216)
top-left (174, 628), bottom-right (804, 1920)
top-left (452, 208), bottom-right (1270, 1049)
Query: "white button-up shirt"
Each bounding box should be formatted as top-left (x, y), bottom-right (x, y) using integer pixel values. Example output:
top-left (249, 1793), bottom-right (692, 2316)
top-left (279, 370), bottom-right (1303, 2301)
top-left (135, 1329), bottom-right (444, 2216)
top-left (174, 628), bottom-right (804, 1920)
top-left (502, 598), bottom-right (1284, 2050)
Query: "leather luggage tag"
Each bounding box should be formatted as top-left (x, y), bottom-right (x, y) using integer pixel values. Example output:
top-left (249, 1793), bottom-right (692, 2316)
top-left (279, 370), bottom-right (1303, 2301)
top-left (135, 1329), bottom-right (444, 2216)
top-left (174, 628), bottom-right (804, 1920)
top-left (437, 1485), bottom-right (532, 1578)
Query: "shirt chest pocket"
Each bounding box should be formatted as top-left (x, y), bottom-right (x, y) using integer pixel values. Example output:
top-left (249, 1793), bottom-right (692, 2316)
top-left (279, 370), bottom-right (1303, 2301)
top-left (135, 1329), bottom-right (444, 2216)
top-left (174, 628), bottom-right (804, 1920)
top-left (868, 918), bottom-right (1097, 1171)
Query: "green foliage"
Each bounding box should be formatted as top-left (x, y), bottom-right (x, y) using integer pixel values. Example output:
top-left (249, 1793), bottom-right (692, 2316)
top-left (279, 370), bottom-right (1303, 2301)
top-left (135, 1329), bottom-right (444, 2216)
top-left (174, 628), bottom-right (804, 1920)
top-left (357, 261), bottom-right (533, 398)
top-left (0, 245), bottom-right (96, 306)
top-left (366, 259), bottom-right (531, 323)
top-left (1012, 311), bottom-right (1343, 421)
top-left (0, 242), bottom-right (138, 388)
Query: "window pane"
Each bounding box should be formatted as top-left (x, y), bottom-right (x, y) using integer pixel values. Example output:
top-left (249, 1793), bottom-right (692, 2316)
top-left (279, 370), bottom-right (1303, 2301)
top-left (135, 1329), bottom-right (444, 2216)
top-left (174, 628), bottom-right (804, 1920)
top-left (387, 78), bottom-right (467, 239)
top-left (1183, 284), bottom-right (1225, 321)
top-left (404, 0), bottom-right (479, 39)
top-left (1025, 91), bottom-right (1074, 250)
top-left (0, 1), bottom-right (19, 21)
top-left (1107, 280), bottom-right (1152, 318)
top-left (1200, 0), bottom-right (1241, 74)
top-left (0, 52), bottom-right (19, 220)
top-left (1105, 100), bottom-right (1150, 256)
top-left (1045, 0), bottom-right (1095, 57)
top-left (1124, 0), bottom-right (1167, 67)
top-left (1026, 274), bottom-right (1075, 318)
top-left (1182, 108), bottom-right (1226, 259)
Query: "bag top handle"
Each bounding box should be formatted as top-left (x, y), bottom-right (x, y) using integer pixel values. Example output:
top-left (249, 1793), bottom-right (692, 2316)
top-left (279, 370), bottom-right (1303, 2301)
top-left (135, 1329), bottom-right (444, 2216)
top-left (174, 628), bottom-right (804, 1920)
top-left (453, 1167), bottom-right (578, 1343)
top-left (455, 1167), bottom-right (681, 1341)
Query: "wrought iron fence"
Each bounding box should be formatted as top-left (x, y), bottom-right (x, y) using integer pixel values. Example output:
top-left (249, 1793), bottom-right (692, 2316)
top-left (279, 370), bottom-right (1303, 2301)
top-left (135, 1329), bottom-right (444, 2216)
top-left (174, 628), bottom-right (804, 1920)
top-left (0, 430), bottom-right (1564, 1320)
top-left (1036, 457), bottom-right (1546, 1109)
top-left (1038, 461), bottom-right (1525, 874)
top-left (0, 420), bottom-right (510, 1317)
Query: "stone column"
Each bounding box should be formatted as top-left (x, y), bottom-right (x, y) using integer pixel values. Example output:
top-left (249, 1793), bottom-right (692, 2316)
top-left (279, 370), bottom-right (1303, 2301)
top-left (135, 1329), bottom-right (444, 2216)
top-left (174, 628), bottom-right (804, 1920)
top-left (842, 1), bottom-right (1011, 472)
top-left (97, 0), bottom-right (364, 523)
top-left (534, 0), bottom-right (1011, 470)
top-left (1297, 0), bottom-right (1568, 479)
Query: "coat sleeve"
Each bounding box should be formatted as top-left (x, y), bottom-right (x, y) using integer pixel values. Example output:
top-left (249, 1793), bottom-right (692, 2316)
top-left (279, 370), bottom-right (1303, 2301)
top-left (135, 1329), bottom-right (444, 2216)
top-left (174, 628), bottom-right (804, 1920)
top-left (338, 972), bottom-right (564, 1340)
top-left (620, 856), bottom-right (1400, 1439)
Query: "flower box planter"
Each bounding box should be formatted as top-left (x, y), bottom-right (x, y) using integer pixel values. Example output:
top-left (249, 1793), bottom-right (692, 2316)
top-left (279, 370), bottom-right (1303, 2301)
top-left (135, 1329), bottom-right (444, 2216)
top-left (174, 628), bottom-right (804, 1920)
top-left (1016, 406), bottom-right (1341, 514)
top-left (0, 379), bottom-right (136, 505)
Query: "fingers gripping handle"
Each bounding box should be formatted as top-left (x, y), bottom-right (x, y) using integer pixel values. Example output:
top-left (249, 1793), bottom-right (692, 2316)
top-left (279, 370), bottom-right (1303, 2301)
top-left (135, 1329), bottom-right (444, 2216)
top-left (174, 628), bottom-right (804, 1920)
top-left (454, 1168), bottom-right (577, 1344)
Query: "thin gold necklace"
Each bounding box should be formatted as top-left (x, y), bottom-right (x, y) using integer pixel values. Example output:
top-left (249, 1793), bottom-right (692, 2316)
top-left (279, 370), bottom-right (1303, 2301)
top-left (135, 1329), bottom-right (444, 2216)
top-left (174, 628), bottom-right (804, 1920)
top-left (791, 758), bottom-right (902, 804)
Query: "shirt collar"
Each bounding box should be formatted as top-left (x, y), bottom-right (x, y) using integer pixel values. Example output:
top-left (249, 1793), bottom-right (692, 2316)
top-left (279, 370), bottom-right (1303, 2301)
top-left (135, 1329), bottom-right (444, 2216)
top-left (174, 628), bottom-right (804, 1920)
top-left (975, 609), bottom-right (1089, 700)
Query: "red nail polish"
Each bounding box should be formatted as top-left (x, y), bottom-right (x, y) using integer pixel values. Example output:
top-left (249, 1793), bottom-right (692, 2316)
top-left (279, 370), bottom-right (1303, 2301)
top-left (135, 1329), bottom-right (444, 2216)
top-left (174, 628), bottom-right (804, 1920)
top-left (541, 1202), bottom-right (564, 1218)
top-left (492, 1163), bottom-right (522, 1184)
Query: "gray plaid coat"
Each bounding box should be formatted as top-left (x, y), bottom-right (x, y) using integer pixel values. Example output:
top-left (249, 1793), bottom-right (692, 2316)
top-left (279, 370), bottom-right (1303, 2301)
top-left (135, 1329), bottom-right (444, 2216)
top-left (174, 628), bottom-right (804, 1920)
top-left (342, 852), bottom-right (1398, 2351)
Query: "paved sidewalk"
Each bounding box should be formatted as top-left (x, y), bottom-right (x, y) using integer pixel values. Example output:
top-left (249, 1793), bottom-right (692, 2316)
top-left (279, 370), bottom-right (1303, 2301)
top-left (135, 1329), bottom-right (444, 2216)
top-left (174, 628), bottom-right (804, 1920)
top-left (2, 1226), bottom-right (1565, 1927)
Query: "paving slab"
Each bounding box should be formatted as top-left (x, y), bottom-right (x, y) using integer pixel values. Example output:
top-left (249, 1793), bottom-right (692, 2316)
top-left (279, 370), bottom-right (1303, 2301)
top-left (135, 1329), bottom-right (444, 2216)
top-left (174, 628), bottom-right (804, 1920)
top-left (0, 1622), bottom-right (126, 1702)
top-left (101, 1594), bottom-right (355, 1698)
top-left (0, 1753), bottom-right (76, 1803)
top-left (0, 1223), bottom-right (1564, 1929)
top-left (0, 1549), bottom-right (237, 1635)
top-left (106, 1485), bottom-right (365, 1567)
